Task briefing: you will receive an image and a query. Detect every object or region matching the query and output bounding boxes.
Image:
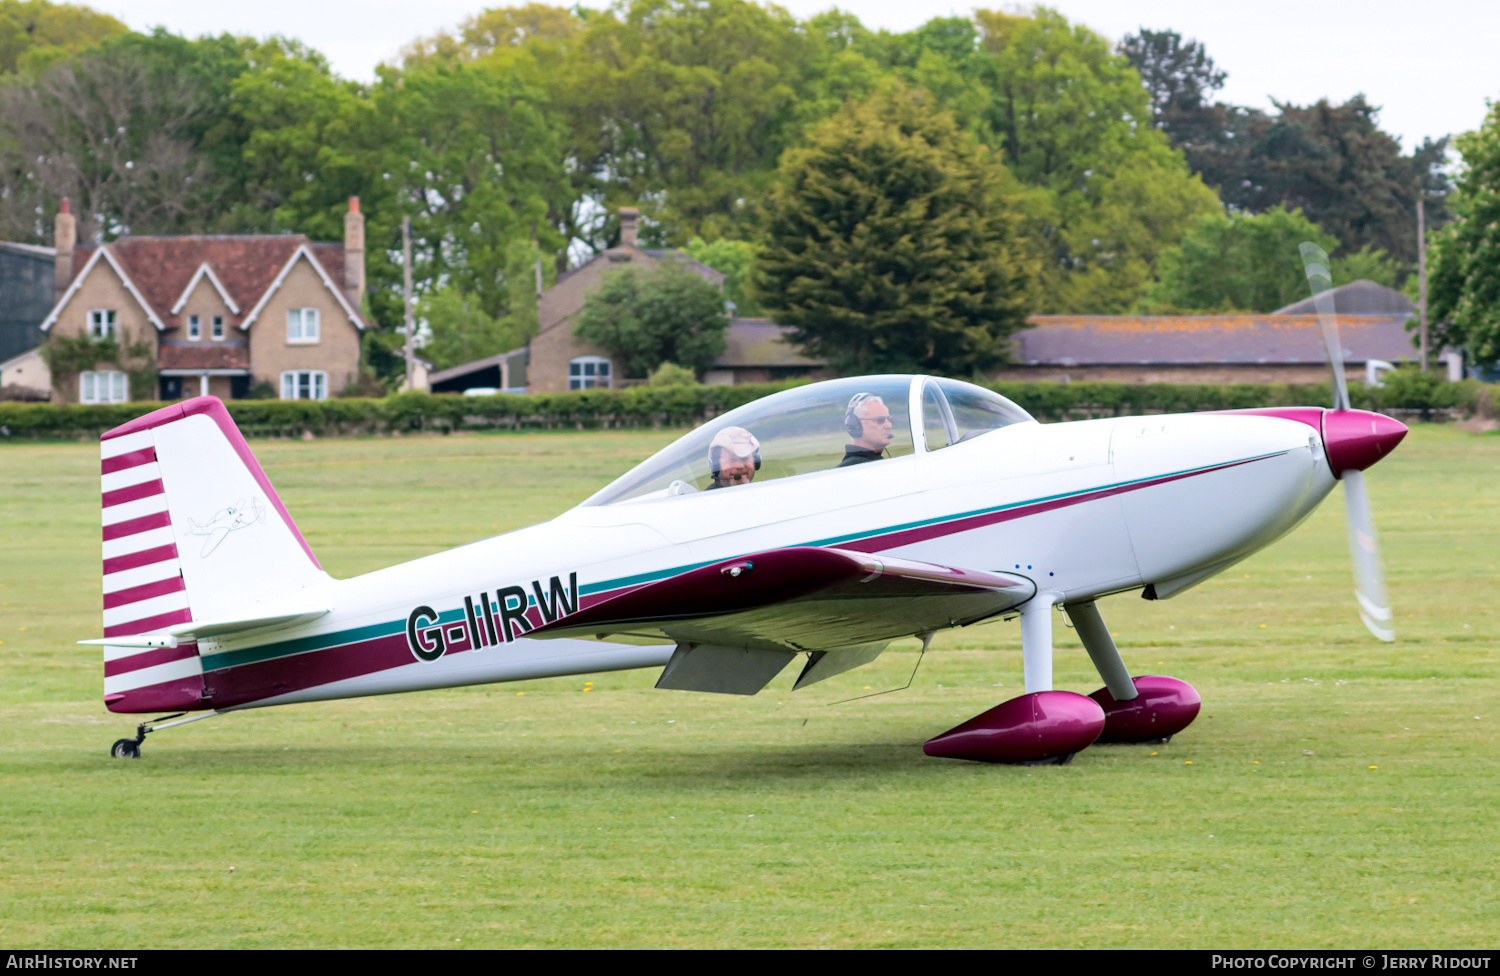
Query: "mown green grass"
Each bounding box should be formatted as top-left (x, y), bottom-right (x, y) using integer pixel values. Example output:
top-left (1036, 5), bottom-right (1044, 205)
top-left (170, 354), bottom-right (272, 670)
top-left (1, 426), bottom-right (1496, 948)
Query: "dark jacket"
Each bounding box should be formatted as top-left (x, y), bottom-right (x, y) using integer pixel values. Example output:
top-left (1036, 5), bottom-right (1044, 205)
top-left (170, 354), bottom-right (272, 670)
top-left (837, 446), bottom-right (885, 467)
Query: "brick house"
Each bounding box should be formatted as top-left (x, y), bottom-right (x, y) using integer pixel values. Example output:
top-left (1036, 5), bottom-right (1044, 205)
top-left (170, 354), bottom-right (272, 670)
top-left (528, 208), bottom-right (726, 392)
top-left (39, 199), bottom-right (367, 403)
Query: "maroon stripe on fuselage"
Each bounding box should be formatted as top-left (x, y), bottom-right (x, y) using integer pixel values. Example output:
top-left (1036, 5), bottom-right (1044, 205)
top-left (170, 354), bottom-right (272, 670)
top-left (103, 575), bottom-right (185, 610)
top-left (101, 447), bottom-right (157, 475)
top-left (101, 479), bottom-right (165, 509)
top-left (103, 511), bottom-right (172, 541)
top-left (103, 643), bottom-right (199, 677)
top-left (103, 544), bottom-right (180, 576)
top-left (837, 457), bottom-right (1268, 554)
top-left (104, 607), bottom-right (192, 638)
top-left (207, 632), bottom-right (480, 709)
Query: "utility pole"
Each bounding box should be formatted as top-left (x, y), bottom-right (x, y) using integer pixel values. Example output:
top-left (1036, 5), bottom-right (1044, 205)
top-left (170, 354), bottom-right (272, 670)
top-left (402, 216), bottom-right (415, 391)
top-left (1418, 198), bottom-right (1429, 372)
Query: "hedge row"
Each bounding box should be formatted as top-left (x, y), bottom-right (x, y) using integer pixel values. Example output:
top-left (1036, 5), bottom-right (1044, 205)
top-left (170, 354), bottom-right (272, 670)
top-left (0, 377), bottom-right (1489, 441)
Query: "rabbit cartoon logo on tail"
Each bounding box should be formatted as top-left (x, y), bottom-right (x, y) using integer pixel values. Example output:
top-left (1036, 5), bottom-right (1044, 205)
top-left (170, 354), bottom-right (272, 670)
top-left (187, 498), bottom-right (267, 557)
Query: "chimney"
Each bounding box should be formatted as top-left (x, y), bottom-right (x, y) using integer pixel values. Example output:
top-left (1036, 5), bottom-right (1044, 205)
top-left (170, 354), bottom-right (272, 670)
top-left (54, 198), bottom-right (76, 303)
top-left (618, 207), bottom-right (639, 248)
top-left (344, 196), bottom-right (365, 308)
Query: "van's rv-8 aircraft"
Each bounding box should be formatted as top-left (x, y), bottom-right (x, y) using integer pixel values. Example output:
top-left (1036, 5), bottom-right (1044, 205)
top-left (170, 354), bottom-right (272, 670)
top-left (88, 248), bottom-right (1408, 764)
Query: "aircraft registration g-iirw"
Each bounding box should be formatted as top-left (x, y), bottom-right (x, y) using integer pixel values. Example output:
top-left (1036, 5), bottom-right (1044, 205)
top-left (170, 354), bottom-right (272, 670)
top-left (89, 363), bottom-right (1406, 764)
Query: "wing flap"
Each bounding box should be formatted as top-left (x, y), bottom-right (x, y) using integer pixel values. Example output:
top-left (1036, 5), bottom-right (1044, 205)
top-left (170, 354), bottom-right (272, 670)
top-left (530, 547), bottom-right (1034, 653)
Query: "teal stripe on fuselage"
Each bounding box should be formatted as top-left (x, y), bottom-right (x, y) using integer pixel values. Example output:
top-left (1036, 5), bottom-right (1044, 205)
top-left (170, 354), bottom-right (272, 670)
top-left (199, 607), bottom-right (466, 673)
top-left (209, 451), bottom-right (1285, 673)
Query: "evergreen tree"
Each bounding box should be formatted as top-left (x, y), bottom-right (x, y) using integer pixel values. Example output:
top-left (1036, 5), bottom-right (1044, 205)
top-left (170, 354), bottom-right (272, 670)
top-left (758, 84), bottom-right (1037, 374)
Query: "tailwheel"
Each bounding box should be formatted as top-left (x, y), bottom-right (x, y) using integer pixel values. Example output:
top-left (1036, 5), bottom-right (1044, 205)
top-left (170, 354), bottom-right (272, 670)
top-left (107, 712), bottom-right (187, 759)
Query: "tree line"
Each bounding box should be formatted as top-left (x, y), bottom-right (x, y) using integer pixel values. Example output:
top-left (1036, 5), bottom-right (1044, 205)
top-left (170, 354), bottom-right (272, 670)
top-left (0, 0), bottom-right (1472, 383)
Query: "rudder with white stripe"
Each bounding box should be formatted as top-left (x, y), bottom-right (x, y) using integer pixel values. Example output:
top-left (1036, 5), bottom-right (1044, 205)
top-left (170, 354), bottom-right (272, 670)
top-left (98, 397), bottom-right (328, 713)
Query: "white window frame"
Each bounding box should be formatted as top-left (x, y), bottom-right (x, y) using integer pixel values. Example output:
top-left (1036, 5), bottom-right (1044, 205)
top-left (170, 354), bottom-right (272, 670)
top-left (80, 370), bottom-right (128, 404)
top-left (186, 314), bottom-right (201, 341)
top-left (287, 307), bottom-right (320, 344)
top-left (568, 356), bottom-right (611, 390)
top-left (87, 309), bottom-right (117, 341)
top-left (280, 370), bottom-right (328, 401)
top-left (211, 315), bottom-right (225, 341)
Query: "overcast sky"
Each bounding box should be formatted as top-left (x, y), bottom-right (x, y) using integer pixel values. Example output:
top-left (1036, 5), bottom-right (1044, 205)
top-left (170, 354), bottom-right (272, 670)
top-left (92, 0), bottom-right (1499, 153)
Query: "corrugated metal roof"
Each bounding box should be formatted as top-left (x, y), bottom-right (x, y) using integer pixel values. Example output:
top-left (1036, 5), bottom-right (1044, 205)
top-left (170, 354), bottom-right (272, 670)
top-left (1016, 314), bottom-right (1417, 365)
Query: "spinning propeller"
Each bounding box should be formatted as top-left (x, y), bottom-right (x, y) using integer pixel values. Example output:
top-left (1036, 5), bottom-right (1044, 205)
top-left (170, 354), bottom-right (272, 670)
top-left (1299, 242), bottom-right (1398, 642)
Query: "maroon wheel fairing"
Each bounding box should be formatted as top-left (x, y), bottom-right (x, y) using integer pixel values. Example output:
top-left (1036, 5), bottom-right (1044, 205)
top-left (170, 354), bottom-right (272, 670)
top-left (1089, 675), bottom-right (1201, 743)
top-left (923, 691), bottom-right (1105, 764)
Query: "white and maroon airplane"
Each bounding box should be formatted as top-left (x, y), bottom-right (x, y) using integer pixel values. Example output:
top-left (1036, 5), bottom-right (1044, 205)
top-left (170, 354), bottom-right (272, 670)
top-left (86, 249), bottom-right (1407, 764)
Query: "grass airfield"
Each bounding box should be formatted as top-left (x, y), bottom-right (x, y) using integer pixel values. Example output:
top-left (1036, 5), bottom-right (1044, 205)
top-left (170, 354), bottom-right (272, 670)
top-left (1, 425), bottom-right (1497, 949)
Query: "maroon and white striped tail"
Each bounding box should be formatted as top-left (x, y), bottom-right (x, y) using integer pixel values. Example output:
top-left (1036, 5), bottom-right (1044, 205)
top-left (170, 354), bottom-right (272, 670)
top-left (100, 428), bottom-right (204, 712)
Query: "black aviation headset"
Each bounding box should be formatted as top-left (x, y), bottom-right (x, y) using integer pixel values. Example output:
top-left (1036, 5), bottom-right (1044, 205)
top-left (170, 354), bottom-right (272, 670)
top-left (844, 392), bottom-right (882, 438)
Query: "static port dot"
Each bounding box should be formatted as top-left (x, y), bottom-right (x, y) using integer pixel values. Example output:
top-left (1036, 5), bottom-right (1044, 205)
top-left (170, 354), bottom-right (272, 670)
top-left (1049, 572), bottom-right (1054, 576)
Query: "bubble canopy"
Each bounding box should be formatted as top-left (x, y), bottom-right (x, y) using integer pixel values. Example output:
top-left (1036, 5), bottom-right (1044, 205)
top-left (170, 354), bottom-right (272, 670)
top-left (583, 375), bottom-right (1034, 507)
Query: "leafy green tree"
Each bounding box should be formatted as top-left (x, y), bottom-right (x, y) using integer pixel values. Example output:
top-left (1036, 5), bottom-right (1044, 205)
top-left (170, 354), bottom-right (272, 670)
top-left (1146, 207), bottom-right (1336, 312)
top-left (1119, 31), bottom-right (1448, 272)
top-left (1118, 28), bottom-right (1225, 132)
top-left (0, 30), bottom-right (299, 241)
top-left (419, 286), bottom-right (526, 371)
top-left (758, 83), bottom-right (1037, 374)
top-left (1429, 103), bottom-right (1500, 367)
top-left (1146, 206), bottom-right (1396, 312)
top-left (973, 9), bottom-right (1219, 312)
top-left (234, 53), bottom-right (567, 334)
top-left (574, 263), bottom-right (730, 378)
top-left (0, 0), bottom-right (124, 74)
top-left (566, 0), bottom-right (818, 244)
top-left (682, 236), bottom-right (762, 315)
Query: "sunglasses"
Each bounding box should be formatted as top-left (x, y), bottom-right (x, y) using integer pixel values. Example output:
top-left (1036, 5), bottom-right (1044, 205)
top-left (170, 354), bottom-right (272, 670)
top-left (863, 414), bottom-right (892, 425)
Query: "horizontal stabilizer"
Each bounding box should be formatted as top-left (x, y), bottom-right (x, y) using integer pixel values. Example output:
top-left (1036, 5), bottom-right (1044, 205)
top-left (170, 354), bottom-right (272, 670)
top-left (80, 607), bottom-right (328, 649)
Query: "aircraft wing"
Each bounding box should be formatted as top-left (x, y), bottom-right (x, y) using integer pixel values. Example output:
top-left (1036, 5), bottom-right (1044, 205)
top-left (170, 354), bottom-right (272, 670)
top-left (528, 546), bottom-right (1036, 655)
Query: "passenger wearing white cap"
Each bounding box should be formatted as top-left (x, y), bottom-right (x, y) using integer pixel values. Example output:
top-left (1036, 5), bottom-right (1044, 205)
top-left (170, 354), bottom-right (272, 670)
top-left (707, 426), bottom-right (761, 489)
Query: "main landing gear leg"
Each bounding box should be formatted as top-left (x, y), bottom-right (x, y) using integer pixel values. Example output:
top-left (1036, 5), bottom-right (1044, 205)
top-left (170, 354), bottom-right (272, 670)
top-left (1068, 601), bottom-right (1136, 701)
top-left (923, 592), bottom-right (1106, 764)
top-left (109, 711), bottom-right (220, 759)
top-left (1071, 600), bottom-right (1202, 744)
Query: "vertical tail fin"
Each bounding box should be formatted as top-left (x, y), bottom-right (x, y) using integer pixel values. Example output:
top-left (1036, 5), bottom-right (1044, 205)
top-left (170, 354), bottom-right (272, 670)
top-left (98, 397), bottom-right (326, 712)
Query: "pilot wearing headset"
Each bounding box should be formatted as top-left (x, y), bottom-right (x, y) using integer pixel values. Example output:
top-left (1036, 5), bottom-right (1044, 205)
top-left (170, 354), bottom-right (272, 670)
top-left (707, 426), bottom-right (761, 489)
top-left (838, 393), bottom-right (894, 467)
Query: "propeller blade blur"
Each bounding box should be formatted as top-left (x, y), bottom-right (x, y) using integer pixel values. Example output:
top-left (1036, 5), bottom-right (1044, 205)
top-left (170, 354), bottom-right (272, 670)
top-left (1340, 469), bottom-right (1394, 642)
top-left (1299, 241), bottom-right (1352, 410)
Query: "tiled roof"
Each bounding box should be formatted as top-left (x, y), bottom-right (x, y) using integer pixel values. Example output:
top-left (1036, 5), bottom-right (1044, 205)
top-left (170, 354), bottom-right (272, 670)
top-left (1016, 314), bottom-right (1418, 366)
top-left (715, 319), bottom-right (822, 368)
top-left (69, 236), bottom-right (346, 327)
top-left (158, 342), bottom-right (251, 370)
top-left (1273, 279), bottom-right (1415, 316)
